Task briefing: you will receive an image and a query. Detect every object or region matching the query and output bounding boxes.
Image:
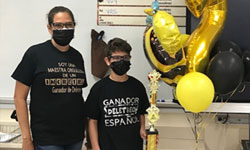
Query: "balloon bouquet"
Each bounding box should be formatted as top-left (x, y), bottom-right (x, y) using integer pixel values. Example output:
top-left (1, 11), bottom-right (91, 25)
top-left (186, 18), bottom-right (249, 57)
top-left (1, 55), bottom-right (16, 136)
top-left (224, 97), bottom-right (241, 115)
top-left (143, 0), bottom-right (236, 114)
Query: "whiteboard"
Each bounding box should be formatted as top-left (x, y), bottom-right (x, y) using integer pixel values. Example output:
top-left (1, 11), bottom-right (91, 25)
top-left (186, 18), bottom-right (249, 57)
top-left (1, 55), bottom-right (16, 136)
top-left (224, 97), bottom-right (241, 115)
top-left (0, 0), bottom-right (175, 101)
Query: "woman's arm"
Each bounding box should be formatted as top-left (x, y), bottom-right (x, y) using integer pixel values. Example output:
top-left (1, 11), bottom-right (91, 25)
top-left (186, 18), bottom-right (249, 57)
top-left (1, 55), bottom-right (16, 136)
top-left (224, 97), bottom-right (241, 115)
top-left (14, 81), bottom-right (34, 150)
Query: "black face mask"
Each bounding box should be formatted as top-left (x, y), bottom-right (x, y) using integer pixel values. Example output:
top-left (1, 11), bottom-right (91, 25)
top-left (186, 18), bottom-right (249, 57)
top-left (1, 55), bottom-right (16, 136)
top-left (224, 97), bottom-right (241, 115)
top-left (110, 60), bottom-right (131, 76)
top-left (52, 29), bottom-right (74, 46)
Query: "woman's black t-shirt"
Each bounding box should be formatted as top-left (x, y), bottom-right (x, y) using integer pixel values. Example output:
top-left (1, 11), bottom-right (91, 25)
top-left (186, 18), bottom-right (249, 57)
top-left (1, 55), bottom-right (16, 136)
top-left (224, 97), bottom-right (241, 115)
top-left (12, 40), bottom-right (87, 145)
top-left (85, 76), bottom-right (149, 150)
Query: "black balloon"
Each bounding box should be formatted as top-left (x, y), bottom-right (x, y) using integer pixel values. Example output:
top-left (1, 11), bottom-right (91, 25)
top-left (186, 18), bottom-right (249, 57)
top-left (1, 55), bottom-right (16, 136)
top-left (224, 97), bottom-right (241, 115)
top-left (207, 51), bottom-right (244, 95)
top-left (210, 40), bottom-right (242, 58)
top-left (242, 49), bottom-right (250, 82)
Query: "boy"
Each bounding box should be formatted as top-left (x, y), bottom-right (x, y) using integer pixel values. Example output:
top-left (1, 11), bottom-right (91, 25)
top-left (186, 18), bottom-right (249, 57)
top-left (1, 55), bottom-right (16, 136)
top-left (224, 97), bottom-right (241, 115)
top-left (85, 38), bottom-right (150, 150)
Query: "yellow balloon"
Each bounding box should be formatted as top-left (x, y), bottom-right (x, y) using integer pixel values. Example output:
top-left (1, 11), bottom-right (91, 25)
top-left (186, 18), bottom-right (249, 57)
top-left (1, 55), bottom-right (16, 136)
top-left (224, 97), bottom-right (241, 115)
top-left (144, 26), bottom-right (187, 86)
top-left (185, 0), bottom-right (208, 18)
top-left (144, 8), bottom-right (154, 16)
top-left (186, 0), bottom-right (227, 72)
top-left (143, 9), bottom-right (189, 86)
top-left (153, 11), bottom-right (186, 58)
top-left (176, 72), bottom-right (214, 113)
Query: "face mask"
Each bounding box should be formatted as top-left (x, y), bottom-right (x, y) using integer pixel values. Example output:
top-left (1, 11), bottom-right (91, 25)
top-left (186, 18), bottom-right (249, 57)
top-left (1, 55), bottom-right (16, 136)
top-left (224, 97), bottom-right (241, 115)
top-left (52, 29), bottom-right (74, 46)
top-left (110, 60), bottom-right (131, 76)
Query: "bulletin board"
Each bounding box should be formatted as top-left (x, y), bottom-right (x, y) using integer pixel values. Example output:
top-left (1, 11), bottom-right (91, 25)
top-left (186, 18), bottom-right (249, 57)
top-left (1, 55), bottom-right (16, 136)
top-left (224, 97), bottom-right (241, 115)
top-left (97, 0), bottom-right (186, 30)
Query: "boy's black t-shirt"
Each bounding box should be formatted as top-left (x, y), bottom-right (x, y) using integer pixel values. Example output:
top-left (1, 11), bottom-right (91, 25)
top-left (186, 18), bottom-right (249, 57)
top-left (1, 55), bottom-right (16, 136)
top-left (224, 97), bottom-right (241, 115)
top-left (12, 40), bottom-right (87, 145)
top-left (85, 76), bottom-right (150, 150)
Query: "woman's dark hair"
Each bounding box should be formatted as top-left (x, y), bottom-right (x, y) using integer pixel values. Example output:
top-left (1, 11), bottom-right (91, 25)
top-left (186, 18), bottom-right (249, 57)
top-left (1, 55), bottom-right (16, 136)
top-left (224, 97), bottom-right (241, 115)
top-left (106, 38), bottom-right (132, 57)
top-left (47, 6), bottom-right (75, 25)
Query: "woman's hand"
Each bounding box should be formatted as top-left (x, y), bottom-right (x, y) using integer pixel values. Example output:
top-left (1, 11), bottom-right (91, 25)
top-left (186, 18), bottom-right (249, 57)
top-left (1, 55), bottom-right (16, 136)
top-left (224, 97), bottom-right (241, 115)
top-left (22, 138), bottom-right (34, 150)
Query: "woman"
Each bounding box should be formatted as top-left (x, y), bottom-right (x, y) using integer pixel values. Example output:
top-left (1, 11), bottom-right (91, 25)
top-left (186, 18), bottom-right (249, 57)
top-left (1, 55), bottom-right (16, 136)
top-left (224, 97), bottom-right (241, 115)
top-left (12, 6), bottom-right (87, 150)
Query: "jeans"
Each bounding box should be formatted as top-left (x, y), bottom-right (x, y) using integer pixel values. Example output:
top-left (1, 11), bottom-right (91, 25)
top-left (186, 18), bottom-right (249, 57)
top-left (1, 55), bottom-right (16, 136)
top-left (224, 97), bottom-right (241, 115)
top-left (35, 141), bottom-right (83, 150)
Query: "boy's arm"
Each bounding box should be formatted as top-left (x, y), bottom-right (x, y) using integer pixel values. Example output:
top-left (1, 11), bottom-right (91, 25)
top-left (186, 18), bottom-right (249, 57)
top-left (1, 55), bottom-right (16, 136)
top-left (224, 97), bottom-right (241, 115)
top-left (140, 114), bottom-right (147, 139)
top-left (88, 119), bottom-right (101, 150)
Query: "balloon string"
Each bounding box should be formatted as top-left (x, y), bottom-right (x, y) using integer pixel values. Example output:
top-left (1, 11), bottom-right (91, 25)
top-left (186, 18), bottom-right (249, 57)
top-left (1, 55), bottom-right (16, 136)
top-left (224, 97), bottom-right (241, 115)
top-left (184, 96), bottom-right (217, 147)
top-left (193, 83), bottom-right (242, 149)
top-left (185, 111), bottom-right (195, 135)
top-left (194, 113), bottom-right (198, 143)
top-left (185, 84), bottom-right (240, 150)
top-left (184, 112), bottom-right (202, 149)
top-left (184, 82), bottom-right (241, 150)
top-left (206, 83), bottom-right (241, 124)
top-left (222, 82), bottom-right (242, 104)
top-left (238, 82), bottom-right (246, 93)
top-left (196, 86), bottom-right (240, 148)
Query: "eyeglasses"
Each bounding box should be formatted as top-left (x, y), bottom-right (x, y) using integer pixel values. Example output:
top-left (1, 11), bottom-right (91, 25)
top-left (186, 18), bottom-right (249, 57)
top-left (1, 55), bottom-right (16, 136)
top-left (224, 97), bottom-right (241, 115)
top-left (52, 22), bottom-right (75, 30)
top-left (108, 55), bottom-right (131, 61)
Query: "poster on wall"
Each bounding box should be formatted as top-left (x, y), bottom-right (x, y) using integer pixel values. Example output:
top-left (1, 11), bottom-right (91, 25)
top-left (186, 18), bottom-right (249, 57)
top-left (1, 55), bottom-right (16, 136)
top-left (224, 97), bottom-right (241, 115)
top-left (97, 0), bottom-right (187, 31)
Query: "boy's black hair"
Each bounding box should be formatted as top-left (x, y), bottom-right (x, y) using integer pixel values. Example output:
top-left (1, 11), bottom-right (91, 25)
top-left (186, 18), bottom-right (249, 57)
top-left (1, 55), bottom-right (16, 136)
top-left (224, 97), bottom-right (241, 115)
top-left (106, 38), bottom-right (132, 57)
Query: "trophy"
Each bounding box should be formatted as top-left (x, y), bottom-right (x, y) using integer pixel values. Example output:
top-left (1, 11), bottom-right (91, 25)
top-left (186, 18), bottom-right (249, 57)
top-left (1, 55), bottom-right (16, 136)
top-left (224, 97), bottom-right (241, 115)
top-left (146, 70), bottom-right (161, 150)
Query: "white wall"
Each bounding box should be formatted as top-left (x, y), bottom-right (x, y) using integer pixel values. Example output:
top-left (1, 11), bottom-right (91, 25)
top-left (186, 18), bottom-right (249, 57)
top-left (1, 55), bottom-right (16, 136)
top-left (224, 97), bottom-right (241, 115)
top-left (0, 0), bottom-right (174, 100)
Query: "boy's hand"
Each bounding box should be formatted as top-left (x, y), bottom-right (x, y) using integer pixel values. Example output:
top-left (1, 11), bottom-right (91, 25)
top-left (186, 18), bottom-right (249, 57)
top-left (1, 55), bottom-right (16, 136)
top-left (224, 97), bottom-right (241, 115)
top-left (140, 127), bottom-right (147, 139)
